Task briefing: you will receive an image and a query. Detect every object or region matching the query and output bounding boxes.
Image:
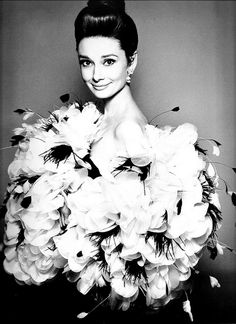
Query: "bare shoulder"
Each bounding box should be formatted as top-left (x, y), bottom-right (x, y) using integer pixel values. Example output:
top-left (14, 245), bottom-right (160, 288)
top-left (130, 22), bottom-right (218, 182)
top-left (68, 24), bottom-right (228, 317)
top-left (114, 117), bottom-right (151, 157)
top-left (114, 117), bottom-right (147, 142)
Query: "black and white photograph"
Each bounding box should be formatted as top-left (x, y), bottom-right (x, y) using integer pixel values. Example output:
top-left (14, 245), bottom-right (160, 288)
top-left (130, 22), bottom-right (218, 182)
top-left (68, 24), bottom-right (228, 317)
top-left (0, 1), bottom-right (235, 323)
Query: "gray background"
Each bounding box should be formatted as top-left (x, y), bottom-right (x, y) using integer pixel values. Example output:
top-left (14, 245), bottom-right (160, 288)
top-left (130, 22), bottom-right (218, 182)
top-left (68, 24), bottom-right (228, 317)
top-left (0, 1), bottom-right (235, 321)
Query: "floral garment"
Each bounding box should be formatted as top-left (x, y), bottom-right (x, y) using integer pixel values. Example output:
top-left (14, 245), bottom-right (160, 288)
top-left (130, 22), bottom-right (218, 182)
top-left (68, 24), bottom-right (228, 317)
top-left (2, 101), bottom-right (222, 317)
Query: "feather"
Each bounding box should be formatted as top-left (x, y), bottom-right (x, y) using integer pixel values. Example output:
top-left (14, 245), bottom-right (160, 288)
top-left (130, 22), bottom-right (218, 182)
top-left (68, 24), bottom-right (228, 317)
top-left (194, 142), bottom-right (207, 155)
top-left (87, 226), bottom-right (120, 246)
top-left (21, 196), bottom-right (32, 208)
top-left (83, 154), bottom-right (101, 179)
top-left (10, 135), bottom-right (25, 146)
top-left (16, 224), bottom-right (25, 248)
top-left (207, 203), bottom-right (222, 232)
top-left (177, 199), bottom-right (182, 215)
top-left (124, 259), bottom-right (148, 283)
top-left (207, 237), bottom-right (218, 259)
top-left (231, 192), bottom-right (236, 206)
top-left (41, 145), bottom-right (73, 166)
top-left (60, 93), bottom-right (70, 103)
top-left (145, 231), bottom-right (174, 257)
top-left (138, 162), bottom-right (151, 181)
top-left (14, 108), bottom-right (27, 115)
top-left (113, 158), bottom-right (151, 181)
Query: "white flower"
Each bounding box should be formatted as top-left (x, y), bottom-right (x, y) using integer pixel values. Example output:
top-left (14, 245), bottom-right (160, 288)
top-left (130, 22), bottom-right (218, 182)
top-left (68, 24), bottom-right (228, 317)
top-left (54, 225), bottom-right (97, 273)
top-left (146, 274), bottom-right (167, 299)
top-left (5, 221), bottom-right (21, 240)
top-left (76, 262), bottom-right (106, 295)
top-left (52, 102), bottom-right (102, 156)
top-left (3, 242), bottom-right (60, 284)
top-left (111, 276), bottom-right (139, 299)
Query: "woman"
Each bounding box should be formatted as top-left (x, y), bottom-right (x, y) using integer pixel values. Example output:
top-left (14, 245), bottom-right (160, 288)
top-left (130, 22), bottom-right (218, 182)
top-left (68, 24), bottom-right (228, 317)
top-left (1, 1), bottom-right (232, 323)
top-left (74, 0), bottom-right (151, 181)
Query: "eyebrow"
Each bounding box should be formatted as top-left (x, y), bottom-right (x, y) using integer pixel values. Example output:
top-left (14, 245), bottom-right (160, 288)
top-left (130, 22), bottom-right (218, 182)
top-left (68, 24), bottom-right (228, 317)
top-left (78, 54), bottom-right (118, 59)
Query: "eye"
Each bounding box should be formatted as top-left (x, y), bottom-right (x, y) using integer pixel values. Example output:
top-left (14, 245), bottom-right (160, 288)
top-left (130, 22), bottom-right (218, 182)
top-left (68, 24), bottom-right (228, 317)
top-left (79, 60), bottom-right (92, 67)
top-left (104, 59), bottom-right (116, 66)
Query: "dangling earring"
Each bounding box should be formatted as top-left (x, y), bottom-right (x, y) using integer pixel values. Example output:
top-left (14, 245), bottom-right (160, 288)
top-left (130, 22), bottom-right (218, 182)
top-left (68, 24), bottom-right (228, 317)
top-left (126, 71), bottom-right (133, 85)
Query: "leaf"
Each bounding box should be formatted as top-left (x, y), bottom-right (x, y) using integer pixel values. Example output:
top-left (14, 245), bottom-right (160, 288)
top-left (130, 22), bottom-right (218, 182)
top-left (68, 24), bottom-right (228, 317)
top-left (231, 192), bottom-right (236, 206)
top-left (172, 106), bottom-right (180, 112)
top-left (21, 196), bottom-right (31, 208)
top-left (14, 108), bottom-right (26, 115)
top-left (60, 93), bottom-right (70, 103)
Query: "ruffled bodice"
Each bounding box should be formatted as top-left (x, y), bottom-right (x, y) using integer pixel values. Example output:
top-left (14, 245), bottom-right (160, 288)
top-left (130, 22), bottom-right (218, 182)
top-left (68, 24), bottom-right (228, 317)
top-left (90, 114), bottom-right (152, 181)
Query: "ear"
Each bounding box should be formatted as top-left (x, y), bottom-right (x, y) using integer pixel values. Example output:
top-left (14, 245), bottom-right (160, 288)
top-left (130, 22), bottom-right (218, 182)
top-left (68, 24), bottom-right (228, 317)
top-left (128, 50), bottom-right (138, 73)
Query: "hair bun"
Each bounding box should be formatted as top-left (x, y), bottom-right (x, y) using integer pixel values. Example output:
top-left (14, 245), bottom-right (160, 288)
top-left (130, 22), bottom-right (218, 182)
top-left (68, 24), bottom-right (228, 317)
top-left (87, 0), bottom-right (126, 13)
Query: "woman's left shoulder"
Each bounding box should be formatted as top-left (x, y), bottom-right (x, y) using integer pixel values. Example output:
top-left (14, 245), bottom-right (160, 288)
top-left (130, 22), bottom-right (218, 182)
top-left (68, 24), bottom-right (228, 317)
top-left (114, 119), bottom-right (146, 140)
top-left (114, 119), bottom-right (152, 159)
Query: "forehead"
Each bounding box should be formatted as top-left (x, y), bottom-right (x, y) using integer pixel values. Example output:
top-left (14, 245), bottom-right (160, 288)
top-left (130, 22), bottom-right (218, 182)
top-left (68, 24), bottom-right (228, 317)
top-left (78, 36), bottom-right (124, 58)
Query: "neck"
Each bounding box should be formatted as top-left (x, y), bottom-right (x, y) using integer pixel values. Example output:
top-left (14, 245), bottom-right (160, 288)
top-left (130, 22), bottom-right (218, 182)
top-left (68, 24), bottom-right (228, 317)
top-left (103, 84), bottom-right (135, 118)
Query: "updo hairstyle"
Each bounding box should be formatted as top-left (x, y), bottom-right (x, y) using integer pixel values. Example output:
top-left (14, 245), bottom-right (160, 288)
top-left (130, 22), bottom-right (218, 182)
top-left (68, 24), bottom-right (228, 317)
top-left (74, 0), bottom-right (138, 63)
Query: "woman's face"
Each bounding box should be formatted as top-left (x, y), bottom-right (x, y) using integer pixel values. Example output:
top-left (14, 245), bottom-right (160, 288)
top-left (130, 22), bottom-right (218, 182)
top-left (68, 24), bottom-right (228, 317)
top-left (78, 36), bottom-right (130, 99)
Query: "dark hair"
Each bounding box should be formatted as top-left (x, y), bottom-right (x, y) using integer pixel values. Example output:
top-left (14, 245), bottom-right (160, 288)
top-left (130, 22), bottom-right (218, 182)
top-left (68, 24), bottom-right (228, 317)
top-left (74, 0), bottom-right (138, 62)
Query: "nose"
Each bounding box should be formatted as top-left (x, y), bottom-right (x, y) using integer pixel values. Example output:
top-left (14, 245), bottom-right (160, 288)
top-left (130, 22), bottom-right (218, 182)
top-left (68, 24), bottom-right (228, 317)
top-left (92, 64), bottom-right (104, 83)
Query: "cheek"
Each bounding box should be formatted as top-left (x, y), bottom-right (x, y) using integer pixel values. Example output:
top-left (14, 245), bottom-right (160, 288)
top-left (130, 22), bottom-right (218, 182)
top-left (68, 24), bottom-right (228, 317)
top-left (111, 65), bottom-right (127, 82)
top-left (80, 68), bottom-right (92, 82)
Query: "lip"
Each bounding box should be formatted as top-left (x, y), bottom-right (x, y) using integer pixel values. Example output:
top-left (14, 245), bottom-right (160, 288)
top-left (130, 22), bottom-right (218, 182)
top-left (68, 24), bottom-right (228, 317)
top-left (91, 83), bottom-right (110, 91)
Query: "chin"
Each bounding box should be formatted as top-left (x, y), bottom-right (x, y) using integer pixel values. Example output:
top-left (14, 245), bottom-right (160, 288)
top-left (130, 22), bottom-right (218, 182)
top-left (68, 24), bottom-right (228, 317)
top-left (90, 90), bottom-right (114, 100)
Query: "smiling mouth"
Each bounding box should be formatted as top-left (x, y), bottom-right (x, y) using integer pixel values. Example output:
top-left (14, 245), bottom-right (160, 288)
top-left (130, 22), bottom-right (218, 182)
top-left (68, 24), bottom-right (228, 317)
top-left (92, 84), bottom-right (110, 91)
